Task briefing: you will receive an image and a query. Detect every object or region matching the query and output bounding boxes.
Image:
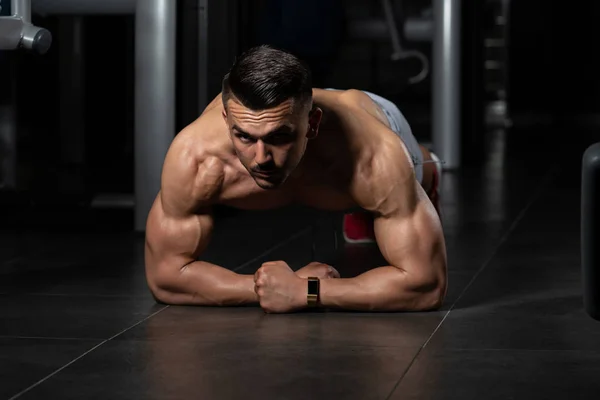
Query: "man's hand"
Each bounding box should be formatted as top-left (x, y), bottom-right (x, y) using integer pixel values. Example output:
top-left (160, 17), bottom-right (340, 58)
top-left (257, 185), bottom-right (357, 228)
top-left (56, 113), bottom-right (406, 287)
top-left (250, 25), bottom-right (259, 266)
top-left (295, 262), bottom-right (340, 280)
top-left (254, 261), bottom-right (307, 313)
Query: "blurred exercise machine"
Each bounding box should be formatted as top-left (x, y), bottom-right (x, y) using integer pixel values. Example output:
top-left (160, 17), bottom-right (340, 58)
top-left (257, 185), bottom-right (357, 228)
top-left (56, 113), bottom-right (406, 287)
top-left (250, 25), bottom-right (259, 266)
top-left (348, 0), bottom-right (462, 170)
top-left (582, 142), bottom-right (600, 321)
top-left (0, 0), bottom-right (52, 54)
top-left (0, 0), bottom-right (52, 192)
top-left (0, 0), bottom-right (473, 232)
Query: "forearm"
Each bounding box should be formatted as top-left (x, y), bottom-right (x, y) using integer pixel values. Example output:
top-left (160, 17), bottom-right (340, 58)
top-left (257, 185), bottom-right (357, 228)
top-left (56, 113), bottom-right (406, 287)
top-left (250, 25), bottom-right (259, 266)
top-left (318, 266), bottom-right (443, 312)
top-left (152, 261), bottom-right (258, 306)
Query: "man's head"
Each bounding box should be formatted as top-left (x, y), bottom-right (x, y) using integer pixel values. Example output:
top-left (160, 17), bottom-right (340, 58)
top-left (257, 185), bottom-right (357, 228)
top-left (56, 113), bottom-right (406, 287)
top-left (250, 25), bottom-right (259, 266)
top-left (222, 45), bottom-right (322, 190)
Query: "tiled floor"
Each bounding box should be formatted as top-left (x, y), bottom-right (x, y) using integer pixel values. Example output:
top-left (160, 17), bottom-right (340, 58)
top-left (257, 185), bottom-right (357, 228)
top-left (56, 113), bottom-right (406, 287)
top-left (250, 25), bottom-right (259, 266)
top-left (1, 125), bottom-right (599, 400)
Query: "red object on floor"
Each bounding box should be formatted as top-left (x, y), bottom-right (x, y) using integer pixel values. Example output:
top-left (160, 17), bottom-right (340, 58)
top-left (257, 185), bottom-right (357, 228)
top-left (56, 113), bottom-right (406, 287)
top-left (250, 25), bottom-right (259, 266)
top-left (343, 212), bottom-right (376, 244)
top-left (343, 152), bottom-right (443, 244)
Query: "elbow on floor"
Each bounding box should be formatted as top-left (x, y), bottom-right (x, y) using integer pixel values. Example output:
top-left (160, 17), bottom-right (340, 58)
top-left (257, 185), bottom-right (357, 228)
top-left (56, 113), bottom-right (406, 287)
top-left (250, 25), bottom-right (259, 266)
top-left (387, 282), bottom-right (446, 312)
top-left (148, 279), bottom-right (176, 305)
top-left (147, 272), bottom-right (217, 307)
top-left (415, 285), bottom-right (446, 311)
top-left (146, 273), bottom-right (188, 306)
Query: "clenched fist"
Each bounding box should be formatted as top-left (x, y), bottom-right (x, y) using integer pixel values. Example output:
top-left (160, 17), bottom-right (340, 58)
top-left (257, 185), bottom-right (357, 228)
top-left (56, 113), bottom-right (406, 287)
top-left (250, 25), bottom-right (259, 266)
top-left (254, 261), bottom-right (306, 313)
top-left (295, 262), bottom-right (340, 280)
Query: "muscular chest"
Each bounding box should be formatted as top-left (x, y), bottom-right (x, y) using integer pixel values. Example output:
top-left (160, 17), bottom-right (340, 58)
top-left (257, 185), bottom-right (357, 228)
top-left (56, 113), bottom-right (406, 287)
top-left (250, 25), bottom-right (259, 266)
top-left (218, 171), bottom-right (291, 210)
top-left (292, 163), bottom-right (357, 211)
top-left (218, 161), bottom-right (357, 212)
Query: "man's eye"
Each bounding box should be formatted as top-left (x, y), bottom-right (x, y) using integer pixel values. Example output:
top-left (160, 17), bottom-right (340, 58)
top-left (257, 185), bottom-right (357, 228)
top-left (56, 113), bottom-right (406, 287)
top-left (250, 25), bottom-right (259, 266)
top-left (238, 134), bottom-right (253, 143)
top-left (267, 133), bottom-right (294, 145)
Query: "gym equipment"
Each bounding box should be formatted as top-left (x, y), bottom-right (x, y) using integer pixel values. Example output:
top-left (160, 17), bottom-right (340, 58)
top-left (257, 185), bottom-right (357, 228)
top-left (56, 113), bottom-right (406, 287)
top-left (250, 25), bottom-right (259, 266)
top-left (380, 0), bottom-right (429, 84)
top-left (0, 0), bottom-right (52, 189)
top-left (30, 0), bottom-right (135, 14)
top-left (134, 0), bottom-right (176, 231)
top-left (432, 0), bottom-right (461, 170)
top-left (347, 1), bottom-right (431, 84)
top-left (347, 0), bottom-right (461, 170)
top-left (0, 0), bottom-right (52, 54)
top-left (582, 142), bottom-right (600, 321)
top-left (2, 0), bottom-right (464, 231)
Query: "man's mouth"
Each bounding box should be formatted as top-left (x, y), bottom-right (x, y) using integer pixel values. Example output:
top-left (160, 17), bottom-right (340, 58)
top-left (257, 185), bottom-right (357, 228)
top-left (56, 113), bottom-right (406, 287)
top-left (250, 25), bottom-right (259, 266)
top-left (252, 170), bottom-right (281, 180)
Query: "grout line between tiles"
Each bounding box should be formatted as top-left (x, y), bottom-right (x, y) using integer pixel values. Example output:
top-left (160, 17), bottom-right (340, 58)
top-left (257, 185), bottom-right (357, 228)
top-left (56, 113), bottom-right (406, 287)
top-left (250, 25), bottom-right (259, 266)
top-left (6, 225), bottom-right (314, 399)
top-left (423, 166), bottom-right (559, 347)
top-left (384, 166), bottom-right (559, 400)
top-left (4, 227), bottom-right (314, 298)
top-left (8, 305), bottom-right (169, 400)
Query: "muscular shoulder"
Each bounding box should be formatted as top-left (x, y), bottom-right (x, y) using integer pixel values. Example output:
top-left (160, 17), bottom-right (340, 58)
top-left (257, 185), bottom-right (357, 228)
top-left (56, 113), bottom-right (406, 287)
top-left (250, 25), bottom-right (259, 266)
top-left (351, 139), bottom-right (418, 217)
top-left (336, 89), bottom-right (372, 104)
top-left (338, 89), bottom-right (393, 129)
top-left (160, 120), bottom-right (227, 217)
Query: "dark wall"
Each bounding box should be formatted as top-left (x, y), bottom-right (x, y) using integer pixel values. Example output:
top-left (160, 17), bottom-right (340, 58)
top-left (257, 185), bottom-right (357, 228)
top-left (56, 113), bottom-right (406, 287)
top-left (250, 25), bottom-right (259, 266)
top-left (508, 0), bottom-right (600, 117)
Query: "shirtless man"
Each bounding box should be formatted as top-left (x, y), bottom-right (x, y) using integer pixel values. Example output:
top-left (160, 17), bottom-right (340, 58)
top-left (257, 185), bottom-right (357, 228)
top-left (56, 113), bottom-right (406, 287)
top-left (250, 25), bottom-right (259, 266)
top-left (144, 45), bottom-right (447, 313)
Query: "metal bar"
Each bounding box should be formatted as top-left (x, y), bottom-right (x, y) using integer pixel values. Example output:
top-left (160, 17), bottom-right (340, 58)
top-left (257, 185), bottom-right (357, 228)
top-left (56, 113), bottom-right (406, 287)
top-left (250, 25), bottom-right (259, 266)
top-left (404, 17), bottom-right (433, 42)
top-left (31, 0), bottom-right (135, 15)
top-left (134, 0), bottom-right (176, 231)
top-left (12, 0), bottom-right (30, 20)
top-left (433, 0), bottom-right (461, 169)
top-left (2, 0), bottom-right (51, 53)
top-left (0, 17), bottom-right (22, 49)
top-left (380, 0), bottom-right (403, 58)
top-left (347, 18), bottom-right (433, 43)
top-left (582, 142), bottom-right (600, 321)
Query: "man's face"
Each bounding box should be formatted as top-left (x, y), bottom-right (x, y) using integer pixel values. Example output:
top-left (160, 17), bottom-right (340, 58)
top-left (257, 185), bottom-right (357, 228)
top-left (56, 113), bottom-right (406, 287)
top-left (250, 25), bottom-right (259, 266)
top-left (223, 97), bottom-right (320, 190)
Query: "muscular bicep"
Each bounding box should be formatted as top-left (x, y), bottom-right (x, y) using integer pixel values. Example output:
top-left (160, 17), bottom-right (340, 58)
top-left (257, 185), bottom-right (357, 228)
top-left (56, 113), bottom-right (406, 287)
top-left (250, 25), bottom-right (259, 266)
top-left (144, 134), bottom-right (223, 288)
top-left (145, 196), bottom-right (213, 275)
top-left (373, 184), bottom-right (446, 290)
top-left (354, 138), bottom-right (447, 293)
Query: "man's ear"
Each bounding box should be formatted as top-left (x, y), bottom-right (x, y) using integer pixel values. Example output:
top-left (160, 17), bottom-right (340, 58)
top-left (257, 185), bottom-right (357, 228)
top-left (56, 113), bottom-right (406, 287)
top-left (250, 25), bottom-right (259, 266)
top-left (307, 107), bottom-right (323, 139)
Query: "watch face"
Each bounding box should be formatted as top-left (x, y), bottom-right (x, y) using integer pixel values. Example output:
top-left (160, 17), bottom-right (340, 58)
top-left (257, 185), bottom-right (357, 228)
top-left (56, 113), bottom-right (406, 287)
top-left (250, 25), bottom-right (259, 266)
top-left (308, 278), bottom-right (319, 294)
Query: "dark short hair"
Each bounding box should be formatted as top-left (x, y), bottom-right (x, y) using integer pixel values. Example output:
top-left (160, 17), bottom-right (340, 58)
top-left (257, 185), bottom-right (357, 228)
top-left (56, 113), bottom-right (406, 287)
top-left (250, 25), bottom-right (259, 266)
top-left (222, 45), bottom-right (313, 113)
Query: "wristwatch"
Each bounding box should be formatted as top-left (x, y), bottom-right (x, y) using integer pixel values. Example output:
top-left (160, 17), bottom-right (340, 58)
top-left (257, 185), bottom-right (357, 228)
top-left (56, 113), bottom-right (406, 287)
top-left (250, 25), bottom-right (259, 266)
top-left (307, 277), bottom-right (320, 307)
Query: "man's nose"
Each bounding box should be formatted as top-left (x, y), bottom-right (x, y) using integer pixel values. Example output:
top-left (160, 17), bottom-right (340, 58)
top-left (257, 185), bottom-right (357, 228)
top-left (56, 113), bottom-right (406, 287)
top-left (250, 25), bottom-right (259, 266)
top-left (255, 141), bottom-right (272, 165)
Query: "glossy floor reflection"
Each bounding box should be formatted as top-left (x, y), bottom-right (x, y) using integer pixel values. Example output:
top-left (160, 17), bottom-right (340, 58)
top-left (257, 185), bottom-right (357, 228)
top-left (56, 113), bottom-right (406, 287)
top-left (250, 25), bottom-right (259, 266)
top-left (0, 125), bottom-right (598, 400)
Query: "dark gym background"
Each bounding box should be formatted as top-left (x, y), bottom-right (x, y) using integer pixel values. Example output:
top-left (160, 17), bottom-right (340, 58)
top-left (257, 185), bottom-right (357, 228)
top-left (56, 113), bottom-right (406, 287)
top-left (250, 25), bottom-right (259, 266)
top-left (2, 1), bottom-right (600, 399)
top-left (4, 0), bottom-right (596, 230)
